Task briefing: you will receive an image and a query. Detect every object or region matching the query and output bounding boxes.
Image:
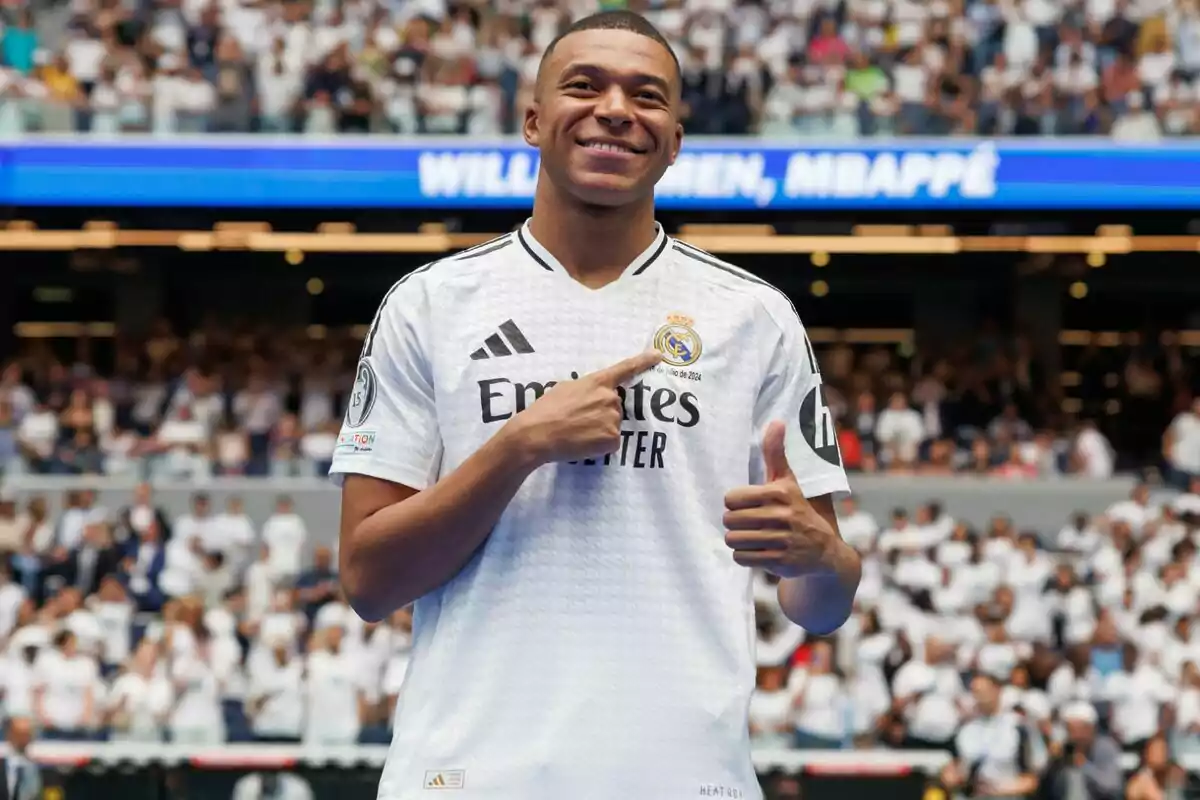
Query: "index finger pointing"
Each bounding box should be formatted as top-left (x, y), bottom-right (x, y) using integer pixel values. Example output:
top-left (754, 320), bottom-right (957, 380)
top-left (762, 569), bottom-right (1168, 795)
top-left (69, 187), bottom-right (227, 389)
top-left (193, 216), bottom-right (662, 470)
top-left (589, 350), bottom-right (663, 387)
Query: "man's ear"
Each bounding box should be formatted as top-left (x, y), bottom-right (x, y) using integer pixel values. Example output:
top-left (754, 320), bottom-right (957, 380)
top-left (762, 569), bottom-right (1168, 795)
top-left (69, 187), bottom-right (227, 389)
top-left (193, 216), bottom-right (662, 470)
top-left (522, 102), bottom-right (540, 148)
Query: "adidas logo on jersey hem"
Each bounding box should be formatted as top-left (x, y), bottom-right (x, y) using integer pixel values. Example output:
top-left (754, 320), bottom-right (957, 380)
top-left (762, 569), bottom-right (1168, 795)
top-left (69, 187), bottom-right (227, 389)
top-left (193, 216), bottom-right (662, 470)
top-left (470, 320), bottom-right (535, 360)
top-left (424, 770), bottom-right (466, 790)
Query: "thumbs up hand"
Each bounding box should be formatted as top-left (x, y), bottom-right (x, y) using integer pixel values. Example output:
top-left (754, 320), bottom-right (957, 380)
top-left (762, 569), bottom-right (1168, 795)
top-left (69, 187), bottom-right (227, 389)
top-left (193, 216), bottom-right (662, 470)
top-left (723, 420), bottom-right (838, 579)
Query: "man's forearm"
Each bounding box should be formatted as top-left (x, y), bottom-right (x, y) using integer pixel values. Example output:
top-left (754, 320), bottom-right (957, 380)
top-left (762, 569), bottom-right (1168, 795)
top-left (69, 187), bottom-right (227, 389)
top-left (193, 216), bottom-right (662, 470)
top-left (777, 540), bottom-right (861, 635)
top-left (342, 423), bottom-right (540, 621)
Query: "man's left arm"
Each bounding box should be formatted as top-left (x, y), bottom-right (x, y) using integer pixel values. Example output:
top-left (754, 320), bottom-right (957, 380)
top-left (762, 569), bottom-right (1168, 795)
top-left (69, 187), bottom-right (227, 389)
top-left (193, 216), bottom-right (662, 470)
top-left (726, 293), bottom-right (860, 636)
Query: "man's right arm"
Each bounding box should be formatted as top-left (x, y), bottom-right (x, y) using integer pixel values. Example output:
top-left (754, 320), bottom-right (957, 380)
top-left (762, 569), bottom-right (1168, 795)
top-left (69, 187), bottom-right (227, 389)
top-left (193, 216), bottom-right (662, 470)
top-left (334, 277), bottom-right (661, 621)
top-left (340, 347), bottom-right (659, 621)
top-left (338, 422), bottom-right (540, 621)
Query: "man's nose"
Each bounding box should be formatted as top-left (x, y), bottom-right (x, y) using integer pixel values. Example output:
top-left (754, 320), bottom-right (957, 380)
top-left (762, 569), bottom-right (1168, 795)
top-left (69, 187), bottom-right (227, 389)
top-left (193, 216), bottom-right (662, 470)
top-left (595, 87), bottom-right (634, 126)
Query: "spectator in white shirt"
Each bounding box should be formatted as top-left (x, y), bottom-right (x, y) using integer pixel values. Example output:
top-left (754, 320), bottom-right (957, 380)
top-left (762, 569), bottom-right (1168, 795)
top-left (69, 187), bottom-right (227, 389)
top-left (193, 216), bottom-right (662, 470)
top-left (1164, 397), bottom-right (1200, 489)
top-left (212, 496), bottom-right (257, 577)
top-left (1111, 90), bottom-right (1163, 140)
top-left (244, 544), bottom-right (277, 625)
top-left (874, 392), bottom-right (925, 470)
top-left (33, 630), bottom-right (98, 739)
top-left (878, 508), bottom-right (929, 554)
top-left (247, 639), bottom-right (304, 742)
top-left (233, 374), bottom-right (283, 470)
top-left (168, 633), bottom-right (225, 745)
top-left (0, 562), bottom-right (26, 644)
top-left (107, 640), bottom-right (173, 742)
top-left (16, 401), bottom-right (58, 470)
top-left (1106, 484), bottom-right (1160, 537)
top-left (1138, 32), bottom-right (1176, 92)
top-left (261, 496), bottom-right (307, 582)
top-left (791, 641), bottom-right (847, 748)
top-left (175, 493), bottom-right (222, 556)
top-left (159, 521), bottom-right (206, 599)
top-left (88, 575), bottom-right (134, 668)
top-left (152, 406), bottom-right (210, 482)
top-left (1173, 660), bottom-right (1200, 756)
top-left (1071, 419), bottom-right (1115, 478)
top-left (1043, 565), bottom-right (1096, 648)
top-left (1103, 643), bottom-right (1174, 750)
top-left (749, 664), bottom-right (794, 748)
top-left (892, 636), bottom-right (965, 748)
top-left (0, 365), bottom-right (35, 422)
top-left (936, 523), bottom-right (975, 569)
top-left (1000, 663), bottom-right (1051, 723)
top-left (2, 643), bottom-right (38, 723)
top-left (845, 609), bottom-right (893, 736)
top-left (836, 495), bottom-right (879, 552)
top-left (1057, 512), bottom-right (1101, 555)
top-left (249, 590), bottom-right (306, 679)
top-left (55, 489), bottom-right (103, 554)
top-left (303, 626), bottom-right (365, 746)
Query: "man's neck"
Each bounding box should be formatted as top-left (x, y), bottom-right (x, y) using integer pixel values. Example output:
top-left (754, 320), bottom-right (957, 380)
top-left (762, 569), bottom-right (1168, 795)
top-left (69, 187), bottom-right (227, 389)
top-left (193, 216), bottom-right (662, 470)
top-left (528, 178), bottom-right (658, 289)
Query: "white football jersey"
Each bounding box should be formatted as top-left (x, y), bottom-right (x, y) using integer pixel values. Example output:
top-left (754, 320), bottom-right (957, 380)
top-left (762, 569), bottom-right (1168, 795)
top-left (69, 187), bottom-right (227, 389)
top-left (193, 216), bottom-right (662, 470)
top-left (331, 220), bottom-right (850, 800)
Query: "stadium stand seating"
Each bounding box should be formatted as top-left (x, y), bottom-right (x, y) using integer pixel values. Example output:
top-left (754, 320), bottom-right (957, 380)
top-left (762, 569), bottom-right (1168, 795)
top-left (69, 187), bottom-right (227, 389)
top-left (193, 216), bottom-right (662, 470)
top-left (1, 0), bottom-right (1198, 137)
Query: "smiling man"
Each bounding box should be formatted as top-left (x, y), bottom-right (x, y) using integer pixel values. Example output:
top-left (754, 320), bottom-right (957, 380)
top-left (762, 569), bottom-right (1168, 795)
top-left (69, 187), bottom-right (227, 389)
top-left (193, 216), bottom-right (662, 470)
top-left (333, 11), bottom-right (860, 800)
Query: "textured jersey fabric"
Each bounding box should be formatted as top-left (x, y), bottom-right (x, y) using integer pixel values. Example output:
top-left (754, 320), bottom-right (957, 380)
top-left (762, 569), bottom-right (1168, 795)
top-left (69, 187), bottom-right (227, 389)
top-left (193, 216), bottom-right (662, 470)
top-left (330, 220), bottom-right (851, 800)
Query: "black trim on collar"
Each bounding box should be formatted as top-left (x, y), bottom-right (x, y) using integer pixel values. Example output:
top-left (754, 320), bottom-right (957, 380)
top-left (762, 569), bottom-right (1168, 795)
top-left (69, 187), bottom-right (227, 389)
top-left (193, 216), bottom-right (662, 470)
top-left (517, 227), bottom-right (554, 271)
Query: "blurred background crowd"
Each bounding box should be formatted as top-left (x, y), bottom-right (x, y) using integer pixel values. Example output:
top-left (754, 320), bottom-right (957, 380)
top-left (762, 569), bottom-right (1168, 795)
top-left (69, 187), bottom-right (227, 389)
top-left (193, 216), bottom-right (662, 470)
top-left (0, 468), bottom-right (1198, 797)
top-left (0, 482), bottom-right (409, 746)
top-left (2, 0), bottom-right (1200, 137)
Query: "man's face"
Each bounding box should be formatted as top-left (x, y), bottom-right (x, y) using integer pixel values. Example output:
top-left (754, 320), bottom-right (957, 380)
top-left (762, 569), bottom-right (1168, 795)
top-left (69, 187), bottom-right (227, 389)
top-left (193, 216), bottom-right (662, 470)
top-left (524, 29), bottom-right (683, 207)
top-left (971, 675), bottom-right (999, 713)
top-left (1065, 719), bottom-right (1092, 745)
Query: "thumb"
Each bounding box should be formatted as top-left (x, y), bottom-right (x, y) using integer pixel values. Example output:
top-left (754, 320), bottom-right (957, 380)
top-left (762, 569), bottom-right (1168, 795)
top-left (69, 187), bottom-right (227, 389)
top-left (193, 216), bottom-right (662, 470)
top-left (762, 420), bottom-right (794, 483)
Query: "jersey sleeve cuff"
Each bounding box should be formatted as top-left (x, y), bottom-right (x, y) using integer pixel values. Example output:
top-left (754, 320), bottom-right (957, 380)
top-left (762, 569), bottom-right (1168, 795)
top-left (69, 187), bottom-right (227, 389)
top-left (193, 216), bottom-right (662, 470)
top-left (328, 460), bottom-right (433, 491)
top-left (797, 475), bottom-right (851, 501)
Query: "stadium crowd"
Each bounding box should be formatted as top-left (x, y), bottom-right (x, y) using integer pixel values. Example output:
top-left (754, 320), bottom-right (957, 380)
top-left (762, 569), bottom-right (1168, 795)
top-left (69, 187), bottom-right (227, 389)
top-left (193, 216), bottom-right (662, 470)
top-left (0, 470), bottom-right (1197, 796)
top-left (756, 483), bottom-right (1200, 798)
top-left (1, 321), bottom-right (1198, 480)
top-left (0, 482), bottom-right (410, 746)
top-left (1, 0), bottom-right (1200, 137)
top-left (0, 316), bottom-right (1195, 797)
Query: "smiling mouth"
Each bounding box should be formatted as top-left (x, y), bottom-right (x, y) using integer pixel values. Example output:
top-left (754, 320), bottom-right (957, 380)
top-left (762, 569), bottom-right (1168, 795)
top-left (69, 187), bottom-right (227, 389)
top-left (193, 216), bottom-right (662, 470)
top-left (579, 140), bottom-right (645, 155)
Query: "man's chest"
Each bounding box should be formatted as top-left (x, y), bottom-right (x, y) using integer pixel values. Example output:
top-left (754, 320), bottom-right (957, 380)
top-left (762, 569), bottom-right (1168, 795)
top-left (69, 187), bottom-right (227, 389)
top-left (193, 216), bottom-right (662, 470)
top-left (428, 282), bottom-right (762, 465)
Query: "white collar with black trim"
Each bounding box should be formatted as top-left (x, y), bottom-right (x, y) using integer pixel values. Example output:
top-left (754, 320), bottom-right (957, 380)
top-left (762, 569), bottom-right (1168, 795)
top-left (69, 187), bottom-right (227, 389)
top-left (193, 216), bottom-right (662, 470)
top-left (516, 218), bottom-right (670, 280)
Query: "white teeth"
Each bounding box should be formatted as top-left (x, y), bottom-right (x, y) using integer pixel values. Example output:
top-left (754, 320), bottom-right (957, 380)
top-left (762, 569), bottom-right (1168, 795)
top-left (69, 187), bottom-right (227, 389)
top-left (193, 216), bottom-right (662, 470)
top-left (587, 142), bottom-right (634, 154)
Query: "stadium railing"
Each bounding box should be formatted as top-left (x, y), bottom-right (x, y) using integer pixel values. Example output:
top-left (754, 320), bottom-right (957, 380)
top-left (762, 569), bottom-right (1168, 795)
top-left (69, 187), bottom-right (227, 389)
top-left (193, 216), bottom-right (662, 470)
top-left (0, 742), bottom-right (1161, 800)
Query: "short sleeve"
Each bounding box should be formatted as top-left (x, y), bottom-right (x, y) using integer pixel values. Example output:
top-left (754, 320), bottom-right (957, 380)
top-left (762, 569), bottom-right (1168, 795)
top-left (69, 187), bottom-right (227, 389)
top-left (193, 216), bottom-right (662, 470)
top-left (750, 294), bottom-right (851, 500)
top-left (329, 275), bottom-right (443, 490)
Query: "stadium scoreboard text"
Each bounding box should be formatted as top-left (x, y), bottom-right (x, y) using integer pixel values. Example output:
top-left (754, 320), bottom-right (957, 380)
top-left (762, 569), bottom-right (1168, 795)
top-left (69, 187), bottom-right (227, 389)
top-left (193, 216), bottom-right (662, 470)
top-left (2, 137), bottom-right (1199, 210)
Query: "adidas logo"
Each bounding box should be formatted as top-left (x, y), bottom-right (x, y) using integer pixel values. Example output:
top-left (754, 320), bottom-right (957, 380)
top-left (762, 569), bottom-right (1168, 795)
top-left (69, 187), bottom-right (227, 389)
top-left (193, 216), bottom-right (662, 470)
top-left (470, 320), bottom-right (535, 360)
top-left (424, 770), bottom-right (465, 790)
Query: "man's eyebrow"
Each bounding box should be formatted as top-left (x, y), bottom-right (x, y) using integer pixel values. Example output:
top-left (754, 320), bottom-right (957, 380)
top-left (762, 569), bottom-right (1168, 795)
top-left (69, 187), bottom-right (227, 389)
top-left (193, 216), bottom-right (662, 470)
top-left (558, 62), bottom-right (672, 94)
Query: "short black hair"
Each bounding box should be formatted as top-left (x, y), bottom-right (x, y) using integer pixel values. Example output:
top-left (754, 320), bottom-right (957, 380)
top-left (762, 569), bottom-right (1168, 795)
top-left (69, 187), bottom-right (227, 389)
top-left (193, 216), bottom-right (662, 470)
top-left (537, 10), bottom-right (681, 86)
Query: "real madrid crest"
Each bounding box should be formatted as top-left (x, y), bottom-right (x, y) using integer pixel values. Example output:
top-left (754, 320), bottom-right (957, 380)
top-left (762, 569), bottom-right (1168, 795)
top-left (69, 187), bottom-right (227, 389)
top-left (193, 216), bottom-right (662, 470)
top-left (653, 313), bottom-right (702, 367)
